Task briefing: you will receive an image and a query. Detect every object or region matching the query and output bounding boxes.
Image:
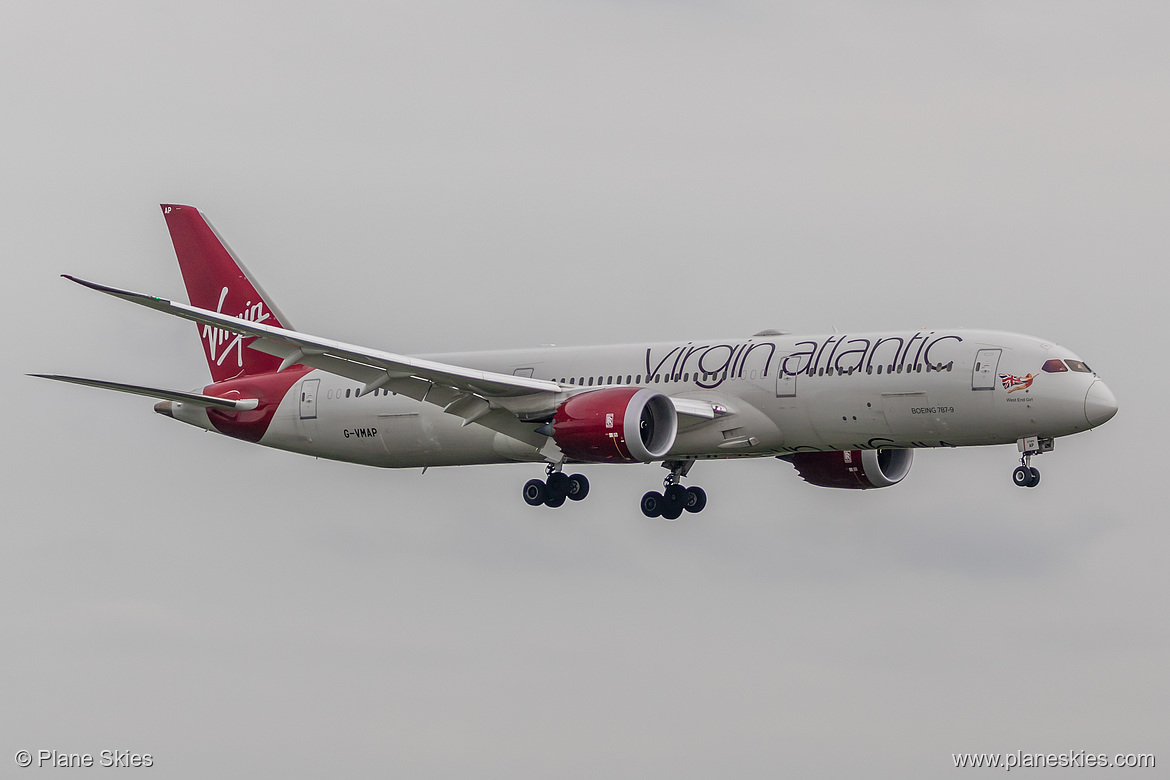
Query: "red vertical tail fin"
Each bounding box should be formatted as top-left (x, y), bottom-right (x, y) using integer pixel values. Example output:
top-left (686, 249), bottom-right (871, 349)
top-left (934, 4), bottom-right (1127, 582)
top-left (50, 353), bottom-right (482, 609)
top-left (161, 204), bottom-right (294, 382)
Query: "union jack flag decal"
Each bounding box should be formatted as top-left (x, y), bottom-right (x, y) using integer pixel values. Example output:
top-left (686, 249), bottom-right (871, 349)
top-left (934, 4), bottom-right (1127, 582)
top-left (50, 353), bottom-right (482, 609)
top-left (1000, 373), bottom-right (1035, 392)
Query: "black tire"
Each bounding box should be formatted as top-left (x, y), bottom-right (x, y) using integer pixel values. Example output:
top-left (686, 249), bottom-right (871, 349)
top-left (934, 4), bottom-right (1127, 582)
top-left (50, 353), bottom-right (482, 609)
top-left (661, 504), bottom-right (683, 521)
top-left (684, 486), bottom-right (707, 513)
top-left (567, 473), bottom-right (590, 501)
top-left (547, 471), bottom-right (571, 499)
top-left (1012, 466), bottom-right (1031, 487)
top-left (663, 484), bottom-right (687, 512)
top-left (545, 492), bottom-right (566, 508)
top-left (1028, 467), bottom-right (1041, 488)
top-left (523, 478), bottom-right (547, 506)
top-left (640, 491), bottom-right (663, 518)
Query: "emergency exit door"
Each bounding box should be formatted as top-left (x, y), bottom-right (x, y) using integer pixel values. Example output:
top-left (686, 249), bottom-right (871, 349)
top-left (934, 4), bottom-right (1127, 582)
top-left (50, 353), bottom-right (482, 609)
top-left (772, 351), bottom-right (801, 398)
top-left (776, 369), bottom-right (797, 397)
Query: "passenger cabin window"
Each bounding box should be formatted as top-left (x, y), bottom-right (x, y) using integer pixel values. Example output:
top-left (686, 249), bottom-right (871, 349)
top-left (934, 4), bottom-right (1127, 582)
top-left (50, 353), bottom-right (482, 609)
top-left (1042, 359), bottom-right (1069, 373)
top-left (1065, 360), bottom-right (1092, 373)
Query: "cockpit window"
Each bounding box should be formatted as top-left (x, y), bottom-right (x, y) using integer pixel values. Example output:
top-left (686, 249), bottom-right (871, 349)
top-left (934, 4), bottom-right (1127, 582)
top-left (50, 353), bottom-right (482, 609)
top-left (1065, 359), bottom-right (1092, 373)
top-left (1042, 359), bottom-right (1068, 373)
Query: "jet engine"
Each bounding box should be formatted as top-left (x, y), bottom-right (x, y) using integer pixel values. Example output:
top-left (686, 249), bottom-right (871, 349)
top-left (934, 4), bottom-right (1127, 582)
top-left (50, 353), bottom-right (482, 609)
top-left (553, 387), bottom-right (678, 463)
top-left (785, 448), bottom-right (913, 489)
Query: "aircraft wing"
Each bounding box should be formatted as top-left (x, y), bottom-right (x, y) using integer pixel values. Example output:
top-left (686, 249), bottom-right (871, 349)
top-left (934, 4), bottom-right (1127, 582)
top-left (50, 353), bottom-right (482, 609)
top-left (64, 276), bottom-right (727, 450)
top-left (64, 276), bottom-right (562, 398)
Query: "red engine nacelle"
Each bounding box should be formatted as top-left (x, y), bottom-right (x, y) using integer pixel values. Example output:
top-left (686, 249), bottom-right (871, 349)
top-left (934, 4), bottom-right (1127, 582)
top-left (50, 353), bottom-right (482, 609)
top-left (553, 387), bottom-right (678, 463)
top-left (786, 448), bottom-right (913, 489)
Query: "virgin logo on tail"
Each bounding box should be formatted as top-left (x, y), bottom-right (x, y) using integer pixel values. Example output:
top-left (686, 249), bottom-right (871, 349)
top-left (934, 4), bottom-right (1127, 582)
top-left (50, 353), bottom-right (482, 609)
top-left (201, 286), bottom-right (272, 368)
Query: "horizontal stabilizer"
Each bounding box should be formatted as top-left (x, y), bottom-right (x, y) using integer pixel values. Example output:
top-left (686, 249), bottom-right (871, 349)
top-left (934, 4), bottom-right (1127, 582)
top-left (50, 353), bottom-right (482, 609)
top-left (29, 374), bottom-right (257, 410)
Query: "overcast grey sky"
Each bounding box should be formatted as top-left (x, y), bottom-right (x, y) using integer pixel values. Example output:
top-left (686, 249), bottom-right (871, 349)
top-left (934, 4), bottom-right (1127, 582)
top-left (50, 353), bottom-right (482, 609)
top-left (3, 1), bottom-right (1167, 777)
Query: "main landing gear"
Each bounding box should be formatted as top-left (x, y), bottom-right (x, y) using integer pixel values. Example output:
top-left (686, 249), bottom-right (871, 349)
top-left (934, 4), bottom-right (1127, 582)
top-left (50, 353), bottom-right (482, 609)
top-left (523, 464), bottom-right (590, 508)
top-left (641, 460), bottom-right (707, 520)
top-left (1012, 436), bottom-right (1053, 488)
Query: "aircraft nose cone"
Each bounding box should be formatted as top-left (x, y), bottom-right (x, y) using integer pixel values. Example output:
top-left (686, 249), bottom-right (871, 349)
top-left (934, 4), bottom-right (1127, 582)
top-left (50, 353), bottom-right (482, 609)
top-left (1085, 380), bottom-right (1118, 428)
top-left (154, 400), bottom-right (174, 418)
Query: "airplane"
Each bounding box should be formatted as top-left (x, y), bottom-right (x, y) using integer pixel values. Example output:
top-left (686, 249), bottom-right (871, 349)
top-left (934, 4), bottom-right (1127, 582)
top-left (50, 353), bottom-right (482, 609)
top-left (34, 205), bottom-right (1118, 519)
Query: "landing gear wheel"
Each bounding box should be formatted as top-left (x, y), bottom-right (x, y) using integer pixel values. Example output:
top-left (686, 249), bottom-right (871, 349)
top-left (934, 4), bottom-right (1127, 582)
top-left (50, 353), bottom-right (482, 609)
top-left (683, 486), bottom-right (707, 513)
top-left (523, 478), bottom-right (548, 506)
top-left (640, 491), bottom-right (664, 518)
top-left (1027, 467), bottom-right (1041, 488)
top-left (663, 484), bottom-right (687, 513)
top-left (566, 473), bottom-right (590, 501)
top-left (661, 504), bottom-right (683, 521)
top-left (547, 471), bottom-right (571, 499)
top-left (545, 492), bottom-right (566, 507)
top-left (1012, 466), bottom-right (1032, 487)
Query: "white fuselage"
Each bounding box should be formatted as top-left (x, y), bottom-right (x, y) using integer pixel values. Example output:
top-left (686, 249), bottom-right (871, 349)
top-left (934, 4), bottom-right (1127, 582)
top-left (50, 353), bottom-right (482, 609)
top-left (170, 328), bottom-right (1112, 468)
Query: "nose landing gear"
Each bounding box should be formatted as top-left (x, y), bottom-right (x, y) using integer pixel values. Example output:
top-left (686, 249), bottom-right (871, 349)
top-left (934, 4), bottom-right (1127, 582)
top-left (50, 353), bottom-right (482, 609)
top-left (1012, 436), bottom-right (1053, 488)
top-left (522, 464), bottom-right (590, 508)
top-left (641, 460), bottom-right (707, 519)
top-left (1012, 463), bottom-right (1041, 488)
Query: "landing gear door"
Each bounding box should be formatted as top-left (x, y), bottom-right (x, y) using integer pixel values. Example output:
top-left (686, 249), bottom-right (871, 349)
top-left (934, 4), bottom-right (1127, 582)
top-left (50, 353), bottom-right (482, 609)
top-left (299, 378), bottom-right (320, 419)
top-left (971, 349), bottom-right (1001, 391)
